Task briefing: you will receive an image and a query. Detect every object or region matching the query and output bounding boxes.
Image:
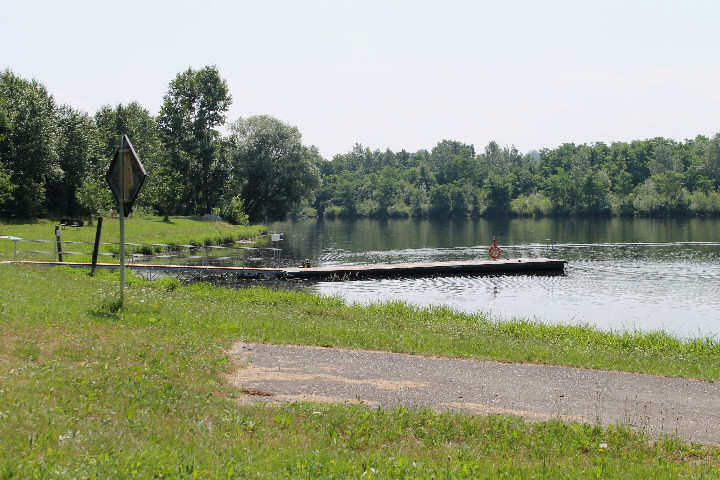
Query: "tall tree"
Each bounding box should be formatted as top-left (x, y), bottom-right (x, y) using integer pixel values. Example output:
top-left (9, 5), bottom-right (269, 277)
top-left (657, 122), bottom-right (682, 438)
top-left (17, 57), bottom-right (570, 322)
top-left (0, 103), bottom-right (17, 209)
top-left (0, 70), bottom-right (59, 217)
top-left (95, 102), bottom-right (168, 213)
top-left (227, 115), bottom-right (320, 222)
top-left (49, 105), bottom-right (102, 214)
top-left (157, 66), bottom-right (231, 214)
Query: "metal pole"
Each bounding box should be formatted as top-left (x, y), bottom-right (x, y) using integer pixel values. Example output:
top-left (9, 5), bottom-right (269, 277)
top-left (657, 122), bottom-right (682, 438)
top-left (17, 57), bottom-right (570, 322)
top-left (13, 239), bottom-right (17, 261)
top-left (119, 135), bottom-right (125, 304)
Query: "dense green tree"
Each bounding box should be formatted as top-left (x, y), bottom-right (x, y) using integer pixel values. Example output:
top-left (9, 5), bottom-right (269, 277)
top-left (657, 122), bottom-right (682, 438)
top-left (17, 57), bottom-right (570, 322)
top-left (76, 177), bottom-right (113, 220)
top-left (95, 102), bottom-right (168, 213)
top-left (49, 105), bottom-right (103, 214)
top-left (227, 115), bottom-right (320, 222)
top-left (430, 140), bottom-right (475, 184)
top-left (0, 104), bottom-right (16, 208)
top-left (0, 166), bottom-right (15, 208)
top-left (158, 66), bottom-right (231, 214)
top-left (482, 173), bottom-right (513, 215)
top-left (0, 70), bottom-right (59, 217)
top-left (579, 170), bottom-right (612, 215)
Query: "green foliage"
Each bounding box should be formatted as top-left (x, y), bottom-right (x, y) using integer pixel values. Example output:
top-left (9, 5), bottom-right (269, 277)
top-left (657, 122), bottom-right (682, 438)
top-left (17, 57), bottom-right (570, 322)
top-left (511, 192), bottom-right (552, 216)
top-left (219, 194), bottom-right (249, 225)
top-left (75, 177), bottom-right (113, 218)
top-left (158, 66), bottom-right (231, 214)
top-left (3, 67), bottom-right (720, 221)
top-left (227, 115), bottom-right (321, 222)
top-left (47, 105), bottom-right (103, 215)
top-left (0, 69), bottom-right (59, 217)
top-left (95, 101), bottom-right (168, 214)
top-left (0, 165), bottom-right (16, 208)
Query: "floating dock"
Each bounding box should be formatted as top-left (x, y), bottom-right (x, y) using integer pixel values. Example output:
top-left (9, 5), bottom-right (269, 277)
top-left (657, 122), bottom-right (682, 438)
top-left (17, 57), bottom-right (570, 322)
top-left (14, 257), bottom-right (566, 280)
top-left (283, 258), bottom-right (566, 279)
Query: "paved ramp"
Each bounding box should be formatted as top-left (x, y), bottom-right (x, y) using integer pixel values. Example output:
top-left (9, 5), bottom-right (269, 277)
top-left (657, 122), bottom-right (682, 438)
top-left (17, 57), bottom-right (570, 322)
top-left (227, 343), bottom-right (720, 445)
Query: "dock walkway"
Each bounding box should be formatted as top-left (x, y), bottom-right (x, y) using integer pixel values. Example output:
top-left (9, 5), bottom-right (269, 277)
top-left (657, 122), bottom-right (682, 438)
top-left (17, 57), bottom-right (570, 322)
top-left (12, 257), bottom-right (566, 279)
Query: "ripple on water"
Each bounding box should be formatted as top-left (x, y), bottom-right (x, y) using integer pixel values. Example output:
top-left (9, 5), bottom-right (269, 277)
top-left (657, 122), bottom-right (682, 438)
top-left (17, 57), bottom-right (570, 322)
top-left (309, 244), bottom-right (720, 338)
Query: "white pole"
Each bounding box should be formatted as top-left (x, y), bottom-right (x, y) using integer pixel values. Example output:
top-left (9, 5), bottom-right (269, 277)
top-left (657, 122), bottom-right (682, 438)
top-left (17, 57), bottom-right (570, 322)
top-left (119, 135), bottom-right (125, 305)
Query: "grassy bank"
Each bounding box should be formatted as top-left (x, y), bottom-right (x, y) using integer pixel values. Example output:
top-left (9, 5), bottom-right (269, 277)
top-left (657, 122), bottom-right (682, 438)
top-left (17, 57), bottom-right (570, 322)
top-left (0, 216), bottom-right (268, 261)
top-left (1, 263), bottom-right (719, 477)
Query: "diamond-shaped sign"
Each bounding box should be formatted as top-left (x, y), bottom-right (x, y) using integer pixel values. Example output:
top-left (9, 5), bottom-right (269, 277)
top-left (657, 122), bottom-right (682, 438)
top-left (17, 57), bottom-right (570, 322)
top-left (106, 135), bottom-right (147, 217)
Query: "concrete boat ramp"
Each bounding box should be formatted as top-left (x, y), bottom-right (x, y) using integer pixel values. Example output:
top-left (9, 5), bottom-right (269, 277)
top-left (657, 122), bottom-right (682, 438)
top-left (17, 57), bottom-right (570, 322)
top-left (14, 257), bottom-right (566, 280)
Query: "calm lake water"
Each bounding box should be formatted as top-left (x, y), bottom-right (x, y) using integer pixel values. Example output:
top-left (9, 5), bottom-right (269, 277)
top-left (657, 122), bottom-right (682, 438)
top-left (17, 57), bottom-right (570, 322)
top-left (269, 217), bottom-right (720, 338)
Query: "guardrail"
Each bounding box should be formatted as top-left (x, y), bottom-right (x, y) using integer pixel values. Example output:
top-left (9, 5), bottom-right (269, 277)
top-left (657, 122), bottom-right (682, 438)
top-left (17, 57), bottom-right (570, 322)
top-left (8, 238), bottom-right (282, 269)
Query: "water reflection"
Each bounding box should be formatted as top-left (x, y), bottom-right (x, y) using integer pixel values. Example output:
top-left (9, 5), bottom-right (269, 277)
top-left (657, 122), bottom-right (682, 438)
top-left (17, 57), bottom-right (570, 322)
top-left (271, 218), bottom-right (720, 338)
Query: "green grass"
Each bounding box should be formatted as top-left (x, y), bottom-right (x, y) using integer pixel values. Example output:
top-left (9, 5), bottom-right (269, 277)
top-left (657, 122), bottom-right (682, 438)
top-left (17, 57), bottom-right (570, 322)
top-left (1, 263), bottom-right (719, 478)
top-left (0, 216), bottom-right (268, 261)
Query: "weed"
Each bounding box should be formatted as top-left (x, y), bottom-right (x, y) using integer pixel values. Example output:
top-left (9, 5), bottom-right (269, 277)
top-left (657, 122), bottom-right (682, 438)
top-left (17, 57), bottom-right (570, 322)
top-left (98, 296), bottom-right (124, 313)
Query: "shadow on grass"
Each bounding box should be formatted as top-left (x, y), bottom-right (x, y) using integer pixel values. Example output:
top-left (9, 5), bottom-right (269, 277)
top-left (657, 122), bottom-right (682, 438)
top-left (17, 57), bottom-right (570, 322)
top-left (0, 217), bottom-right (45, 225)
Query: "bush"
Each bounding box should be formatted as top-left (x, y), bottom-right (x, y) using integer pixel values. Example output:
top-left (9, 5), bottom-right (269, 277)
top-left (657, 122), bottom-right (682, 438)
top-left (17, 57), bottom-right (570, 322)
top-left (220, 195), bottom-right (249, 225)
top-left (387, 200), bottom-right (411, 218)
top-left (511, 193), bottom-right (552, 217)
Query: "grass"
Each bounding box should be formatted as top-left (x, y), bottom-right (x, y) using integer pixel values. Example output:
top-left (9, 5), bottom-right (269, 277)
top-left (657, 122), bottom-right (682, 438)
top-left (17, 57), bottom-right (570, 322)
top-left (0, 215), bottom-right (268, 261)
top-left (1, 263), bottom-right (720, 478)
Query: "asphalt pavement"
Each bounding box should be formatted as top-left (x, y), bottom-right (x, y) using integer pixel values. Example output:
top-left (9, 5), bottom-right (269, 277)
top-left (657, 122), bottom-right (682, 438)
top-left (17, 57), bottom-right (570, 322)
top-left (226, 342), bottom-right (720, 445)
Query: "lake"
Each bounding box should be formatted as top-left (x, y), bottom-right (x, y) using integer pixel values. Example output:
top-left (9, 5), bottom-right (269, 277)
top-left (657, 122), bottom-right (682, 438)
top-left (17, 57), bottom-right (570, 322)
top-left (269, 217), bottom-right (720, 338)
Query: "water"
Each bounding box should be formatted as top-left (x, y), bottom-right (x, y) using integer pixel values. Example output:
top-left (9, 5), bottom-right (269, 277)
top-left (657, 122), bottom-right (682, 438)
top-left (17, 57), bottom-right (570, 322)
top-left (270, 217), bottom-right (720, 338)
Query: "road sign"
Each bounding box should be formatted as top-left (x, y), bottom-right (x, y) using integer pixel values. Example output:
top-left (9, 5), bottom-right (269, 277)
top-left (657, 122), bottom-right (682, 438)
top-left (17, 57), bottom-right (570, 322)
top-left (106, 135), bottom-right (147, 217)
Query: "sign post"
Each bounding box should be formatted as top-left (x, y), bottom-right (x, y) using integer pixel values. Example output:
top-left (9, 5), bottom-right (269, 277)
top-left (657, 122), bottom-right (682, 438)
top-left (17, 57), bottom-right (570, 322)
top-left (106, 135), bottom-right (147, 304)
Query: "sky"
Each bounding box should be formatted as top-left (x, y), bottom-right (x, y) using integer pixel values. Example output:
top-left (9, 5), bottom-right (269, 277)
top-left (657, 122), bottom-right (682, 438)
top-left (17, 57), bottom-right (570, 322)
top-left (3, 0), bottom-right (720, 159)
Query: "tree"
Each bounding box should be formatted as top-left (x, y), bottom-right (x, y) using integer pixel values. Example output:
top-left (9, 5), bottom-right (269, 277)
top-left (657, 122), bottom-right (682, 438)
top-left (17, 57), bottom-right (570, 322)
top-left (0, 70), bottom-right (59, 217)
top-left (150, 166), bottom-right (184, 222)
top-left (95, 102), bottom-right (168, 213)
top-left (483, 173), bottom-right (513, 215)
top-left (157, 66), bottom-right (231, 214)
top-left (0, 105), bottom-right (17, 210)
top-left (47, 105), bottom-right (103, 214)
top-left (227, 115), bottom-right (321, 222)
top-left (0, 166), bottom-right (16, 210)
top-left (430, 140), bottom-right (475, 184)
top-left (76, 177), bottom-right (112, 220)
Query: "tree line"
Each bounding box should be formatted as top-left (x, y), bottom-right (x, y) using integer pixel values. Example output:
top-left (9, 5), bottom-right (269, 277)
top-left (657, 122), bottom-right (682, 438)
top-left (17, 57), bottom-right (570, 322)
top-left (314, 137), bottom-right (720, 218)
top-left (2, 66), bottom-right (720, 223)
top-left (0, 66), bottom-right (320, 223)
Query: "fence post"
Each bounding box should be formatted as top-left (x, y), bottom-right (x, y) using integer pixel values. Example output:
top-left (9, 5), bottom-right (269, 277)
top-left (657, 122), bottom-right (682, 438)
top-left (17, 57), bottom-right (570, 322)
top-left (55, 225), bottom-right (63, 262)
top-left (13, 239), bottom-right (17, 261)
top-left (90, 217), bottom-right (103, 277)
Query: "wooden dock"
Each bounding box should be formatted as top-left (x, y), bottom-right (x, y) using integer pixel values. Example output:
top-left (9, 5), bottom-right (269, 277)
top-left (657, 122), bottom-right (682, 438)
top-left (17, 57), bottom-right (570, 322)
top-left (13, 257), bottom-right (566, 280)
top-left (282, 258), bottom-right (567, 279)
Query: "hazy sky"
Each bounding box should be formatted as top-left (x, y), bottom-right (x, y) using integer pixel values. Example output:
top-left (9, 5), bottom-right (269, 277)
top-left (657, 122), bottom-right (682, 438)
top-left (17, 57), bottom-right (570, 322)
top-left (3, 0), bottom-right (719, 158)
